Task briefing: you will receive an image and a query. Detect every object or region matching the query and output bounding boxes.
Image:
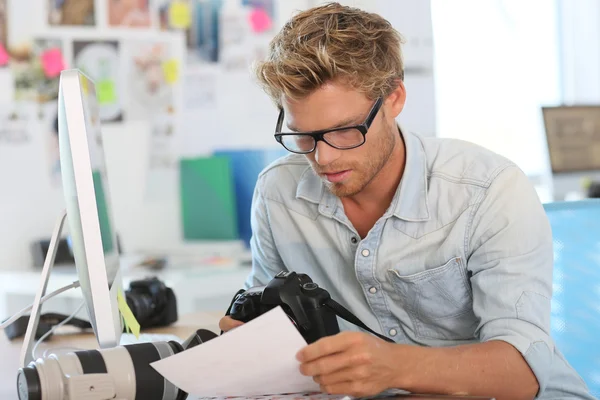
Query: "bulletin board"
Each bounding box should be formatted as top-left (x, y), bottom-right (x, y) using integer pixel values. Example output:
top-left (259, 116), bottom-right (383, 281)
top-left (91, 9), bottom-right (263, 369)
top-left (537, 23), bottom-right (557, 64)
top-left (0, 0), bottom-right (438, 262)
top-left (1, 0), bottom-right (437, 165)
top-left (1, 0), bottom-right (290, 169)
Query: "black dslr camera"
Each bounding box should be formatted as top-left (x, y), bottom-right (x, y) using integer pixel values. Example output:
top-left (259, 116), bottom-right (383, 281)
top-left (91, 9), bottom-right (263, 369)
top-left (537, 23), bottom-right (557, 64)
top-left (125, 276), bottom-right (178, 329)
top-left (227, 271), bottom-right (393, 344)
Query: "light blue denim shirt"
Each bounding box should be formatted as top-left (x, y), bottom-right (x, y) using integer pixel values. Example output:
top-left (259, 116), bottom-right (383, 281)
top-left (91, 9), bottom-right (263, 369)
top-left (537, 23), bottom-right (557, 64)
top-left (244, 128), bottom-right (594, 399)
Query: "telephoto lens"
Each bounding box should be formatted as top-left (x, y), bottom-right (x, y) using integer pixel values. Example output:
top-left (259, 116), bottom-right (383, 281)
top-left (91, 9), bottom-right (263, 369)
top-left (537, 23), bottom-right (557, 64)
top-left (17, 341), bottom-right (187, 400)
top-left (16, 329), bottom-right (217, 400)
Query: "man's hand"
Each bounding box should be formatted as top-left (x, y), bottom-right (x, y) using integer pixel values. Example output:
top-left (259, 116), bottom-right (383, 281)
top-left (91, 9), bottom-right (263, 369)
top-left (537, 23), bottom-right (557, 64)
top-left (296, 331), bottom-right (400, 397)
top-left (218, 316), bottom-right (244, 332)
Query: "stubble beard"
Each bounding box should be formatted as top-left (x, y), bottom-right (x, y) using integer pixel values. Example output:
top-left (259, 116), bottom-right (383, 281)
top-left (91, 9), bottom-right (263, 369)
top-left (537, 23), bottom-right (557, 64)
top-left (325, 123), bottom-right (397, 198)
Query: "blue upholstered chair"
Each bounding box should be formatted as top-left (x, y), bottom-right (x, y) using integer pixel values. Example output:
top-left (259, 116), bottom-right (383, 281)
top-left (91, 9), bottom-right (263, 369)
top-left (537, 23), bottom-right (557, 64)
top-left (544, 199), bottom-right (600, 397)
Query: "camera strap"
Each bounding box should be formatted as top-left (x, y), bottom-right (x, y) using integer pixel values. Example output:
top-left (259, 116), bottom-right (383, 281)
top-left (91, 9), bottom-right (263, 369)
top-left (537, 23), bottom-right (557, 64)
top-left (324, 298), bottom-right (395, 343)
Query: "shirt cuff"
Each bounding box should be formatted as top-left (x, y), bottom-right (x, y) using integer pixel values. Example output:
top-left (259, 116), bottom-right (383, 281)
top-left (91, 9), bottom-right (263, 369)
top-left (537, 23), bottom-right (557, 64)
top-left (479, 318), bottom-right (554, 393)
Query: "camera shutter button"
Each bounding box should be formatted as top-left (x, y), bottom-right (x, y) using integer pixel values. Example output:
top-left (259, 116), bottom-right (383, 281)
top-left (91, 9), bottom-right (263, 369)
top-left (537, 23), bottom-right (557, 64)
top-left (303, 282), bottom-right (319, 290)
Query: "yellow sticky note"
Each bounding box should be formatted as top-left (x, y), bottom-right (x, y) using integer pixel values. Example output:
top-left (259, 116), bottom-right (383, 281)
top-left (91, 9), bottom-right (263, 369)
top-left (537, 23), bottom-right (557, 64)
top-left (169, 1), bottom-right (192, 29)
top-left (80, 76), bottom-right (89, 95)
top-left (97, 80), bottom-right (117, 105)
top-left (163, 59), bottom-right (179, 84)
top-left (117, 290), bottom-right (140, 339)
top-left (582, 177), bottom-right (592, 189)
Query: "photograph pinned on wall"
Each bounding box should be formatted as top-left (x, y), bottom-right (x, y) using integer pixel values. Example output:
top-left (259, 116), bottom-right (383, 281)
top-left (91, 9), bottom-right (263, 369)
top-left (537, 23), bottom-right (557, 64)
top-left (12, 38), bottom-right (66, 103)
top-left (183, 65), bottom-right (217, 110)
top-left (48, 0), bottom-right (96, 26)
top-left (148, 112), bottom-right (178, 170)
top-left (39, 100), bottom-right (62, 186)
top-left (108, 0), bottom-right (152, 28)
top-left (218, 0), bottom-right (273, 71)
top-left (73, 40), bottom-right (123, 123)
top-left (158, 0), bottom-right (223, 64)
top-left (218, 0), bottom-right (252, 70)
top-left (0, 104), bottom-right (34, 145)
top-left (187, 0), bottom-right (222, 63)
top-left (123, 39), bottom-right (178, 119)
top-left (145, 112), bottom-right (179, 201)
top-left (0, 0), bottom-right (8, 68)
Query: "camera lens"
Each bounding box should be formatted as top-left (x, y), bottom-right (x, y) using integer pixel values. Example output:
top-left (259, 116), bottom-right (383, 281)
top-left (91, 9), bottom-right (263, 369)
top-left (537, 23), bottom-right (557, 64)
top-left (17, 366), bottom-right (41, 400)
top-left (126, 292), bottom-right (154, 324)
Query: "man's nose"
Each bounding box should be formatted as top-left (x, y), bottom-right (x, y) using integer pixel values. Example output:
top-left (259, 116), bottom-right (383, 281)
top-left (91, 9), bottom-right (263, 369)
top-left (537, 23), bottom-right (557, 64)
top-left (314, 141), bottom-right (341, 166)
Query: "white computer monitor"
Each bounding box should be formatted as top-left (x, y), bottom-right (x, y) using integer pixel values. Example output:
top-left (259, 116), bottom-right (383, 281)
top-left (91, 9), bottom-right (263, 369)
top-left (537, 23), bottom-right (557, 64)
top-left (58, 69), bottom-right (123, 348)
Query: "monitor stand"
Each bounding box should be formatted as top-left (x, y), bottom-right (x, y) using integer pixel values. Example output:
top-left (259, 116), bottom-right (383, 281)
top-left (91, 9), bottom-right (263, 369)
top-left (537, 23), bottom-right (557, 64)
top-left (20, 209), bottom-right (69, 368)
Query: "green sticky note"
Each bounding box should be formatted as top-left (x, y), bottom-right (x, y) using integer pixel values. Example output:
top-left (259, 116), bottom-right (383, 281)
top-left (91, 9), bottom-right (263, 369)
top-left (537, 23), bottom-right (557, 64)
top-left (97, 80), bottom-right (117, 105)
top-left (117, 290), bottom-right (140, 339)
top-left (180, 156), bottom-right (238, 240)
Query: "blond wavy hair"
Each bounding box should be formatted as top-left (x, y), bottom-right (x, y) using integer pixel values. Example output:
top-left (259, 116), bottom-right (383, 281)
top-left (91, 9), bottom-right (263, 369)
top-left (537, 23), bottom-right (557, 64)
top-left (254, 2), bottom-right (405, 106)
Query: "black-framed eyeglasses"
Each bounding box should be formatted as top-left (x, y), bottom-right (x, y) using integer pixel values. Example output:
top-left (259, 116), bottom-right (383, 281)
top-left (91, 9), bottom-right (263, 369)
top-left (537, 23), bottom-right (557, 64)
top-left (274, 97), bottom-right (383, 154)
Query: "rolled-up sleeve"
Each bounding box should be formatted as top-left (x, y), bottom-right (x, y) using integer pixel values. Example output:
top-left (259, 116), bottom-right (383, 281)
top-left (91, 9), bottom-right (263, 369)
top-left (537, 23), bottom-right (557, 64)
top-left (244, 179), bottom-right (286, 289)
top-left (467, 165), bottom-right (555, 393)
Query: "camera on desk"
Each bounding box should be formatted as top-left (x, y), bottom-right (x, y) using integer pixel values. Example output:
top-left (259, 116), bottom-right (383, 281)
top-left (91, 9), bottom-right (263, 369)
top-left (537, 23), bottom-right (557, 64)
top-left (126, 276), bottom-right (178, 329)
top-left (4, 277), bottom-right (177, 341)
top-left (228, 271), bottom-right (341, 343)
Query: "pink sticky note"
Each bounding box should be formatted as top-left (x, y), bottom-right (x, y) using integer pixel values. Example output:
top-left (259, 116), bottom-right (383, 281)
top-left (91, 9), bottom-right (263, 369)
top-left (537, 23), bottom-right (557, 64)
top-left (249, 7), bottom-right (272, 33)
top-left (41, 48), bottom-right (65, 78)
top-left (0, 44), bottom-right (9, 66)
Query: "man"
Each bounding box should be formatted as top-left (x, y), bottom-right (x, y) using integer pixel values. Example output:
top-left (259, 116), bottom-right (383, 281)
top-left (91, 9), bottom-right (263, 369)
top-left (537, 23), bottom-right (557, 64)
top-left (220, 3), bottom-right (594, 400)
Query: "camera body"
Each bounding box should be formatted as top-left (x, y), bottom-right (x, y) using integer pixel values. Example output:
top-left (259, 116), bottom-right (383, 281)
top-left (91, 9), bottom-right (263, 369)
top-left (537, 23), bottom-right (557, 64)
top-left (125, 277), bottom-right (178, 329)
top-left (229, 271), bottom-right (340, 343)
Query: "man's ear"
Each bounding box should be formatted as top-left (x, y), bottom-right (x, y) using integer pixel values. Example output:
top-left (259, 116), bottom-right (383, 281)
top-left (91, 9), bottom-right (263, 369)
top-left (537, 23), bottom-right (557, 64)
top-left (384, 79), bottom-right (406, 119)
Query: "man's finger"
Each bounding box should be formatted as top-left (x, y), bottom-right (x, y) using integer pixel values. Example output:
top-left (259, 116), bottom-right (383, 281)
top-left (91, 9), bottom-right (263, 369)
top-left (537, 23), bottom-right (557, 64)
top-left (297, 332), bottom-right (361, 362)
top-left (299, 350), bottom-right (353, 377)
top-left (218, 316), bottom-right (244, 332)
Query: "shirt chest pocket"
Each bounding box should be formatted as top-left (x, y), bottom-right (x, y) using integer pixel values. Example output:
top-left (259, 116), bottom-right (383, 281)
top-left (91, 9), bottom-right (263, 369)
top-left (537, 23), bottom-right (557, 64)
top-left (387, 257), bottom-right (479, 341)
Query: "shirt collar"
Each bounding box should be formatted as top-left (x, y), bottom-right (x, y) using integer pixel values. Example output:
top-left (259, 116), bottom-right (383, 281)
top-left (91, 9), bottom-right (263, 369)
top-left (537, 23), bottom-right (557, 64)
top-left (295, 126), bottom-right (430, 221)
top-left (391, 127), bottom-right (430, 221)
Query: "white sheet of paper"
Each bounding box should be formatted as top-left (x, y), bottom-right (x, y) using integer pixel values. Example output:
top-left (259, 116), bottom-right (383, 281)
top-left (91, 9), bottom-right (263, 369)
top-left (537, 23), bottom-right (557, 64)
top-left (192, 394), bottom-right (351, 400)
top-left (151, 306), bottom-right (321, 397)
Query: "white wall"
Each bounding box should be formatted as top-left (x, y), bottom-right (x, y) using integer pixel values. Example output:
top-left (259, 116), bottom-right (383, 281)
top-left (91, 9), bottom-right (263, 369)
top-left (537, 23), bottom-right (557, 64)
top-left (430, 0), bottom-right (561, 202)
top-left (0, 0), bottom-right (436, 269)
top-left (550, 0), bottom-right (600, 200)
top-left (558, 0), bottom-right (600, 105)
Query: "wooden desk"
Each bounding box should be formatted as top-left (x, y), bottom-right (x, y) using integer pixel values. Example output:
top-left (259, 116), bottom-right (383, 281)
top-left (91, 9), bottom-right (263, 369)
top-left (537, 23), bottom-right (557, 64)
top-left (1, 313), bottom-right (494, 400)
top-left (0, 312), bottom-right (221, 399)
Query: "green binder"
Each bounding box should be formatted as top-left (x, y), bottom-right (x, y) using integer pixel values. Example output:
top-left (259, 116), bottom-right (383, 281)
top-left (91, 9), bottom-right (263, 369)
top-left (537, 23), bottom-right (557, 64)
top-left (180, 156), bottom-right (238, 240)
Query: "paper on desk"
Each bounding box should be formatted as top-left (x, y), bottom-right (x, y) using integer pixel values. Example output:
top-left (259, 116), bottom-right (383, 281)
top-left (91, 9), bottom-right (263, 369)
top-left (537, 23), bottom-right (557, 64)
top-left (193, 394), bottom-right (351, 400)
top-left (151, 306), bottom-right (320, 397)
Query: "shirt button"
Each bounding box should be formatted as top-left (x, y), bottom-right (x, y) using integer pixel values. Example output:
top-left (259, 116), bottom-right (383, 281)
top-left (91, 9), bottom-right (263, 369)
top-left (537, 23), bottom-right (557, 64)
top-left (369, 287), bottom-right (377, 294)
top-left (351, 237), bottom-right (358, 244)
top-left (389, 329), bottom-right (397, 337)
top-left (361, 249), bottom-right (370, 257)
